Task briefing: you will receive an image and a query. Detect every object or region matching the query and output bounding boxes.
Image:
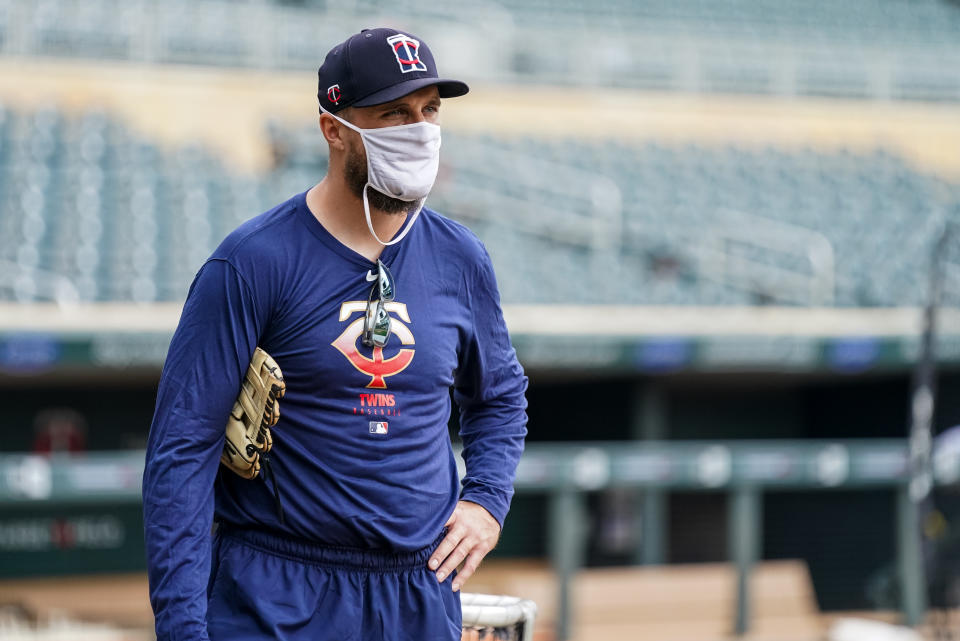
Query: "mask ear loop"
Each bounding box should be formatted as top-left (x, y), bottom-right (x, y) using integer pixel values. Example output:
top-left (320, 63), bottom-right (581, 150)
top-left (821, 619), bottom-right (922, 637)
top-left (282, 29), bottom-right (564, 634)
top-left (362, 185), bottom-right (423, 246)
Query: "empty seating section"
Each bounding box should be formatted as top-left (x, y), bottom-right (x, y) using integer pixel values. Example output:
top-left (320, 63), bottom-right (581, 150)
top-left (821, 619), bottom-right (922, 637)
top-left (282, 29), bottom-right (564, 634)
top-left (497, 0), bottom-right (960, 42)
top-left (1, 105), bottom-right (957, 306)
top-left (17, 0), bottom-right (960, 46)
top-left (1, 0), bottom-right (958, 100)
top-left (431, 132), bottom-right (960, 307)
top-left (0, 106), bottom-right (281, 303)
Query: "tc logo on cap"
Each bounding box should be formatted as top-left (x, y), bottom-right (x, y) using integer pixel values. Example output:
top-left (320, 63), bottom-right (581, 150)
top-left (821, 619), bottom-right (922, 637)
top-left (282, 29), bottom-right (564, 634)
top-left (386, 33), bottom-right (427, 73)
top-left (327, 84), bottom-right (342, 105)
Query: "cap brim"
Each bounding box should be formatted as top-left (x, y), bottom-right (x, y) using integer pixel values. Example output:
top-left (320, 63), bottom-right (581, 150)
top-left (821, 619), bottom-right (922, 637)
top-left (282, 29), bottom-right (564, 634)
top-left (353, 77), bottom-right (469, 107)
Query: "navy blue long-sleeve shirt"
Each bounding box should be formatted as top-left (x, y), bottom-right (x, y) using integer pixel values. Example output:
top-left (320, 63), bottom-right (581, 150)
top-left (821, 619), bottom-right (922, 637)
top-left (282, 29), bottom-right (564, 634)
top-left (142, 191), bottom-right (528, 641)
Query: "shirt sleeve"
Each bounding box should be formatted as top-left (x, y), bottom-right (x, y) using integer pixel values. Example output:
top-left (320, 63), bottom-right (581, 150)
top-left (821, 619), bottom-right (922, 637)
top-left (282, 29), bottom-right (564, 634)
top-left (453, 246), bottom-right (528, 528)
top-left (142, 258), bottom-right (266, 641)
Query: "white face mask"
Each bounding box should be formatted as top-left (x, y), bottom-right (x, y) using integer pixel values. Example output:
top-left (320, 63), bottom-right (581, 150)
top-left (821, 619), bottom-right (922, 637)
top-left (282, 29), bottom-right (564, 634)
top-left (321, 106), bottom-right (441, 246)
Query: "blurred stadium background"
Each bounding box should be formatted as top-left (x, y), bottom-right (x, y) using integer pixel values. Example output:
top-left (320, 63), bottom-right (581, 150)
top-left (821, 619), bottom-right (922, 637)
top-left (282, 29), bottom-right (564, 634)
top-left (1, 0), bottom-right (960, 639)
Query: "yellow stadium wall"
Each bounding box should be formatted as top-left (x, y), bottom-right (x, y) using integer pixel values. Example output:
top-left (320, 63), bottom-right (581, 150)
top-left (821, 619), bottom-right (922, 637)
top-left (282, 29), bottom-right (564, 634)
top-left (0, 57), bottom-right (958, 179)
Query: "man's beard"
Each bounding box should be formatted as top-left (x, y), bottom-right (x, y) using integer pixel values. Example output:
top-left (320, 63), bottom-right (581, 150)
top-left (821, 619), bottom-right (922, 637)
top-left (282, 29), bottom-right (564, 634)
top-left (344, 145), bottom-right (420, 215)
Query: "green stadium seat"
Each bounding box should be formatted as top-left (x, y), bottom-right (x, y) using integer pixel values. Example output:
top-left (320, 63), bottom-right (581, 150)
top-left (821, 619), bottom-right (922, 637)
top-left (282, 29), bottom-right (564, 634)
top-left (1, 104), bottom-right (958, 307)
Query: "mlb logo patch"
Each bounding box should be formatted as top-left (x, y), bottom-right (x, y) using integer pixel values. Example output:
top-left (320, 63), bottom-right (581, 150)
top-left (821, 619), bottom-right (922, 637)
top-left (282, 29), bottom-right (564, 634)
top-left (386, 34), bottom-right (427, 73)
top-left (369, 421), bottom-right (389, 435)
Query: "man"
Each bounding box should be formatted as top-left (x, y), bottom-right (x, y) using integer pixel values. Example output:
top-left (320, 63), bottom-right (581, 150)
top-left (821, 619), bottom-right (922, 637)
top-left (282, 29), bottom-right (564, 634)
top-left (142, 27), bottom-right (528, 641)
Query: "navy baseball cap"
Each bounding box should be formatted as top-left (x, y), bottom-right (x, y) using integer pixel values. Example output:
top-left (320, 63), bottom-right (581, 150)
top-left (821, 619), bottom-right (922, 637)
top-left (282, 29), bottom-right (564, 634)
top-left (317, 27), bottom-right (469, 113)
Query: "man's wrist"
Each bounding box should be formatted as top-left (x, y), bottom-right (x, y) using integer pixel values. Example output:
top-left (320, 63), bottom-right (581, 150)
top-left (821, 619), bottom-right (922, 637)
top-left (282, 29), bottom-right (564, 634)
top-left (458, 487), bottom-right (510, 528)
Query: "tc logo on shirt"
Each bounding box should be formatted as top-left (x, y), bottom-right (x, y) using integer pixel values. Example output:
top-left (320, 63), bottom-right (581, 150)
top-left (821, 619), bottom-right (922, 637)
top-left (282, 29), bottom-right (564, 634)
top-left (331, 301), bottom-right (416, 389)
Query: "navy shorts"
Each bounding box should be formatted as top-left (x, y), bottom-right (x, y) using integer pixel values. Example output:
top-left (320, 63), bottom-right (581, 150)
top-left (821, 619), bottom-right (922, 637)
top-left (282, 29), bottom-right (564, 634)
top-left (206, 525), bottom-right (462, 641)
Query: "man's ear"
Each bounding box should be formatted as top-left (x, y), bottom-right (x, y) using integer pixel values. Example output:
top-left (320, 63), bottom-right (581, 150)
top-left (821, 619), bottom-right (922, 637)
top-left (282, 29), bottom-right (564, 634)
top-left (319, 113), bottom-right (347, 151)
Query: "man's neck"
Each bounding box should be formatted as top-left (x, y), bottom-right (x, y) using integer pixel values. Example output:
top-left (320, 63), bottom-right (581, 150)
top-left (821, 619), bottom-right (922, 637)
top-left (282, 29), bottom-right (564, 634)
top-left (305, 178), bottom-right (409, 263)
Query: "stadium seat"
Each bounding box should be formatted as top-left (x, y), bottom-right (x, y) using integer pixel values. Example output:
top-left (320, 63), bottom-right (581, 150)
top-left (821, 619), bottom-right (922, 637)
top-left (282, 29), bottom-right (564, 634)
top-left (1, 104), bottom-right (957, 307)
top-left (2, 0), bottom-right (959, 99)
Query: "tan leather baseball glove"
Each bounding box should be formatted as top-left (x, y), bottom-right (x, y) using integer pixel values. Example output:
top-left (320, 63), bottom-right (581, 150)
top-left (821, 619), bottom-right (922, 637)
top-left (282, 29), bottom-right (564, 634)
top-left (220, 347), bottom-right (285, 479)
